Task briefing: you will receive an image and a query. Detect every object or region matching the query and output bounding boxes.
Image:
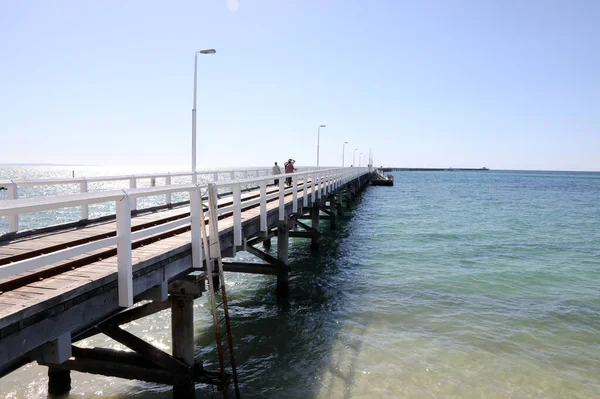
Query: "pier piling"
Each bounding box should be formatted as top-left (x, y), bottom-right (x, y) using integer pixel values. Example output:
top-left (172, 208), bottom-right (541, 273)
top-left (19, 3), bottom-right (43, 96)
top-left (276, 222), bottom-right (289, 296)
top-left (48, 367), bottom-right (71, 397)
top-left (171, 294), bottom-right (196, 398)
top-left (262, 237), bottom-right (271, 249)
top-left (310, 200), bottom-right (320, 250)
top-left (329, 197), bottom-right (337, 229)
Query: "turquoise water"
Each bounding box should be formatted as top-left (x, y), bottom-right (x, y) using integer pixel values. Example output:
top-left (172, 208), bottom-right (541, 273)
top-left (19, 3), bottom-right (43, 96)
top-left (1, 168), bottom-right (599, 398)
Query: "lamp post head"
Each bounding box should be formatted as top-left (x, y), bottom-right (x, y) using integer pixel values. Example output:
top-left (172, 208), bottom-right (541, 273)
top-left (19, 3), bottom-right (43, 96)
top-left (344, 141), bottom-right (348, 144)
top-left (319, 124), bottom-right (326, 128)
top-left (198, 49), bottom-right (216, 54)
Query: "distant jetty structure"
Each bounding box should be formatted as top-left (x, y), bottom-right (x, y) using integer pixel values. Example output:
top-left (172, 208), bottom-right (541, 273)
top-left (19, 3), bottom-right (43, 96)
top-left (381, 167), bottom-right (489, 172)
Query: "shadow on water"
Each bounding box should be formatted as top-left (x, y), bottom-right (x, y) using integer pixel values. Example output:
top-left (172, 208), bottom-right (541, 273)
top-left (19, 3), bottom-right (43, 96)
top-left (191, 192), bottom-right (375, 399)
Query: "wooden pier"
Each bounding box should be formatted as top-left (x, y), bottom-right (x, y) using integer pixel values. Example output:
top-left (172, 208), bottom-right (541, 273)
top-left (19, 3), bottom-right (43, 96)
top-left (371, 170), bottom-right (394, 186)
top-left (0, 167), bottom-right (372, 397)
top-left (381, 167), bottom-right (489, 172)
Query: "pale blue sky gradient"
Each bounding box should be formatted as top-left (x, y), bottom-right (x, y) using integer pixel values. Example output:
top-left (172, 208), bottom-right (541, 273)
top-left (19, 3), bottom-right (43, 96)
top-left (1, 0), bottom-right (599, 170)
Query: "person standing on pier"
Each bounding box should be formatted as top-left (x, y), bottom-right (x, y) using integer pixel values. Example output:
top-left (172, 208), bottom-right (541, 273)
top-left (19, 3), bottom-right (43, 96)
top-left (285, 158), bottom-right (296, 186)
top-left (272, 161), bottom-right (281, 185)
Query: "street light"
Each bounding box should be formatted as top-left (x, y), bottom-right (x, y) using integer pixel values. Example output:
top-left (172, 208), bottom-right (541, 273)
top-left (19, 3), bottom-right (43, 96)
top-left (192, 48), bottom-right (216, 182)
top-left (342, 141), bottom-right (348, 167)
top-left (360, 152), bottom-right (363, 167)
top-left (317, 125), bottom-right (327, 167)
top-left (353, 149), bottom-right (358, 166)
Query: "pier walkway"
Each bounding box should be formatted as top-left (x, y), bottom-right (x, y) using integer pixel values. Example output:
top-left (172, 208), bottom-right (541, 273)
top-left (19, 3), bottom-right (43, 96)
top-left (0, 166), bottom-right (372, 397)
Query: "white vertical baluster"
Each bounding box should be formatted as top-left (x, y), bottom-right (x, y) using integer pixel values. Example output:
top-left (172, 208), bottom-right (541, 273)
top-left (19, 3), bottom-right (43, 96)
top-left (333, 170), bottom-right (339, 190)
top-left (233, 183), bottom-right (242, 247)
top-left (334, 171), bottom-right (337, 191)
top-left (116, 195), bottom-right (133, 307)
top-left (129, 177), bottom-right (137, 211)
top-left (292, 174), bottom-right (298, 214)
top-left (80, 179), bottom-right (88, 220)
top-left (7, 183), bottom-right (18, 232)
top-left (310, 174), bottom-right (316, 204)
top-left (208, 183), bottom-right (220, 260)
top-left (317, 173), bottom-right (322, 200)
top-left (190, 186), bottom-right (204, 268)
top-left (278, 178), bottom-right (285, 221)
top-left (303, 175), bottom-right (308, 207)
top-left (165, 174), bottom-right (172, 205)
top-left (259, 180), bottom-right (267, 233)
top-left (332, 171), bottom-right (335, 192)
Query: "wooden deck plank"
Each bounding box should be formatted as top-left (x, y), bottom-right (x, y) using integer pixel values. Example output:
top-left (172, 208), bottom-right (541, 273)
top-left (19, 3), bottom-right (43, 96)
top-left (0, 177), bottom-right (329, 331)
top-left (0, 181), bottom-right (297, 263)
top-left (0, 205), bottom-right (192, 261)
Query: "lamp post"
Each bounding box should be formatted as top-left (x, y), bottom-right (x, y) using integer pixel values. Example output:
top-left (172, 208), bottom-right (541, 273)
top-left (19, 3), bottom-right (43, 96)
top-left (192, 48), bottom-right (216, 183)
top-left (342, 141), bottom-right (348, 167)
top-left (353, 149), bottom-right (358, 166)
top-left (317, 124), bottom-right (326, 167)
top-left (360, 152), bottom-right (363, 167)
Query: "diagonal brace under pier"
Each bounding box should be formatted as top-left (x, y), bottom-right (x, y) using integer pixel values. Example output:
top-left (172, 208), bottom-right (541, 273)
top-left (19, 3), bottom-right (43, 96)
top-left (222, 261), bottom-right (283, 275)
top-left (244, 244), bottom-right (288, 271)
top-left (96, 323), bottom-right (190, 375)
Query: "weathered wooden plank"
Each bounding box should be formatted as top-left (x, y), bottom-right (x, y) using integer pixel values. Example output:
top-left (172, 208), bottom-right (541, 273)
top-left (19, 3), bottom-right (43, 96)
top-left (222, 261), bottom-right (281, 276)
top-left (0, 296), bottom-right (24, 306)
top-left (0, 249), bottom-right (198, 367)
top-left (0, 239), bottom-right (191, 329)
top-left (0, 206), bottom-right (191, 264)
top-left (0, 174), bottom-right (358, 372)
top-left (41, 357), bottom-right (181, 385)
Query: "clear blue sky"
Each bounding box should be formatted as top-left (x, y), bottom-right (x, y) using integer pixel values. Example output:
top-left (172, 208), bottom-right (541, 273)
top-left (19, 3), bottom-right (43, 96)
top-left (1, 0), bottom-right (599, 170)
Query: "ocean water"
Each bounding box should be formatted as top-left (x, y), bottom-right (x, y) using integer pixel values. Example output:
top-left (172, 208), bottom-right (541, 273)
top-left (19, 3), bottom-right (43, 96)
top-left (1, 168), bottom-right (599, 398)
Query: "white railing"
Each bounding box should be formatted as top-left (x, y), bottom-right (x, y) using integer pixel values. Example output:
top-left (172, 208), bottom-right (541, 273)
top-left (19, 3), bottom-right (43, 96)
top-left (0, 167), bottom-right (275, 233)
top-left (211, 167), bottom-right (369, 250)
top-left (0, 166), bottom-right (370, 308)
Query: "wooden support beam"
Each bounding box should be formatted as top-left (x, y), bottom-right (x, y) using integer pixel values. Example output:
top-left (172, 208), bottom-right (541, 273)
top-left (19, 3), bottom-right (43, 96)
top-left (107, 299), bottom-right (171, 327)
top-left (171, 294), bottom-right (195, 398)
top-left (245, 244), bottom-right (288, 271)
top-left (293, 219), bottom-right (319, 233)
top-left (311, 201), bottom-right (320, 250)
top-left (296, 215), bottom-right (331, 220)
top-left (40, 345), bottom-right (224, 387)
top-left (262, 237), bottom-right (271, 249)
top-left (41, 357), bottom-right (182, 386)
top-left (32, 331), bottom-right (72, 364)
top-left (95, 323), bottom-right (190, 375)
top-left (276, 222), bottom-right (289, 296)
top-left (329, 196), bottom-right (337, 229)
top-left (168, 280), bottom-right (205, 298)
top-left (246, 229), bottom-right (277, 247)
top-left (222, 261), bottom-right (282, 276)
top-left (73, 300), bottom-right (171, 342)
top-left (319, 207), bottom-right (335, 217)
top-left (336, 200), bottom-right (344, 216)
top-left (48, 366), bottom-right (71, 396)
top-left (72, 345), bottom-right (156, 367)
